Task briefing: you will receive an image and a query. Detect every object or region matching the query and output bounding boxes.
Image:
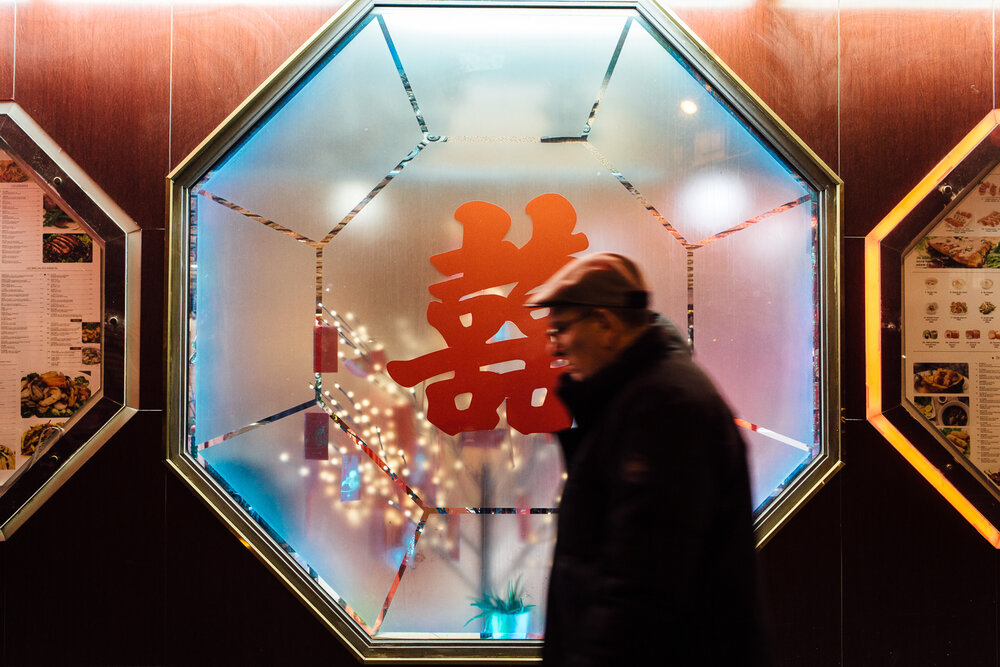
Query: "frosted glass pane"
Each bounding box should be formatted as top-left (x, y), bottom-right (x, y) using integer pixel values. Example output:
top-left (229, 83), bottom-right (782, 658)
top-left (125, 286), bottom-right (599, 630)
top-left (377, 513), bottom-right (553, 636)
top-left (588, 19), bottom-right (808, 244)
top-left (743, 429), bottom-right (810, 511)
top-left (379, 7), bottom-right (629, 138)
top-left (201, 413), bottom-right (420, 627)
top-left (193, 196), bottom-right (316, 443)
top-left (201, 18), bottom-right (425, 242)
top-left (692, 203), bottom-right (816, 447)
top-left (320, 140), bottom-right (688, 506)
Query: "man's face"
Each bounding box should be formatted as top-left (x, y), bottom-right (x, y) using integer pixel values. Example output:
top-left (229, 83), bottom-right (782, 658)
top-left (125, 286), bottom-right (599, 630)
top-left (546, 307), bottom-right (607, 381)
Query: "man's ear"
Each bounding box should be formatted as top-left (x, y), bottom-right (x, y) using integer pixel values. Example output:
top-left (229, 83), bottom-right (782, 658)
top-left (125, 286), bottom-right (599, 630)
top-left (591, 308), bottom-right (624, 342)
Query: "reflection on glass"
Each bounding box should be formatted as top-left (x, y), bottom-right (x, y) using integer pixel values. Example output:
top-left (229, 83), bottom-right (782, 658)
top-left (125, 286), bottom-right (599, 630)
top-left (184, 2), bottom-right (827, 642)
top-left (0, 151), bottom-right (103, 490)
top-left (902, 161), bottom-right (1000, 492)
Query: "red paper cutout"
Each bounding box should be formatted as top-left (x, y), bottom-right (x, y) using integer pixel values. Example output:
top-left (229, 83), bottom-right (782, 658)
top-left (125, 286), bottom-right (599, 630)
top-left (387, 193), bottom-right (588, 435)
top-left (313, 325), bottom-right (339, 373)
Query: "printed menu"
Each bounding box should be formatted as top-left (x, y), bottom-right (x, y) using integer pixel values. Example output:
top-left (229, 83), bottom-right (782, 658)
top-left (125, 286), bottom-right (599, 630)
top-left (0, 152), bottom-right (102, 486)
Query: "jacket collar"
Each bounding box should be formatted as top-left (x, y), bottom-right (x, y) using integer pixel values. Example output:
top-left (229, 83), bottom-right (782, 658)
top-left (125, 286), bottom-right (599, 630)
top-left (556, 315), bottom-right (688, 427)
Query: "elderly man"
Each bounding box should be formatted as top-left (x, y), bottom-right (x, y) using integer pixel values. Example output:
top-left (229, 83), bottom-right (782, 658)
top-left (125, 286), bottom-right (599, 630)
top-left (527, 253), bottom-right (768, 667)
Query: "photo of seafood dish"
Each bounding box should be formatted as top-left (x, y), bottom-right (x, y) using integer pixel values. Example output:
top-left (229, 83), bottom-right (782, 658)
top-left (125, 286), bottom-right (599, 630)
top-left (21, 423), bottom-right (57, 456)
top-left (966, 329), bottom-right (981, 339)
top-left (981, 301), bottom-right (996, 315)
top-left (983, 279), bottom-right (995, 290)
top-left (922, 330), bottom-right (938, 339)
top-left (21, 371), bottom-right (92, 418)
top-left (0, 445), bottom-right (14, 470)
top-left (81, 347), bottom-right (101, 365)
top-left (0, 159), bottom-right (29, 183)
top-left (42, 233), bottom-right (93, 263)
top-left (925, 236), bottom-right (996, 268)
top-left (943, 428), bottom-right (970, 456)
top-left (925, 277), bottom-right (939, 287)
top-left (951, 301), bottom-right (968, 314)
top-left (946, 330), bottom-right (960, 339)
top-left (913, 366), bottom-right (967, 393)
top-left (81, 322), bottom-right (101, 344)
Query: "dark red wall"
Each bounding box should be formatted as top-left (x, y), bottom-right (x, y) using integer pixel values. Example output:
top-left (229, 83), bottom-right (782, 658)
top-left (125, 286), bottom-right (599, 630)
top-left (1, 2), bottom-right (999, 665)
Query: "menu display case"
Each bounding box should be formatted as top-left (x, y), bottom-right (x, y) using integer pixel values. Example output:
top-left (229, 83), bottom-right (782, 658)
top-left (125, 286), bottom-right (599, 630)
top-left (0, 103), bottom-right (140, 539)
top-left (869, 110), bottom-right (1000, 547)
top-left (167, 1), bottom-right (841, 660)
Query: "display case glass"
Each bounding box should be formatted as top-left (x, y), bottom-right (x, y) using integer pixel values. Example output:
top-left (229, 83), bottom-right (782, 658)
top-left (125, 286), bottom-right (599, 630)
top-left (0, 103), bottom-right (140, 539)
top-left (168, 1), bottom-right (841, 660)
top-left (870, 110), bottom-right (1000, 547)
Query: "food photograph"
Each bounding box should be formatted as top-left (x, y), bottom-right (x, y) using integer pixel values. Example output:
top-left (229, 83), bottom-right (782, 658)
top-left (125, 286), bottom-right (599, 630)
top-left (913, 362), bottom-right (969, 394)
top-left (20, 423), bottom-right (58, 457)
top-left (81, 322), bottom-right (101, 344)
top-left (0, 444), bottom-right (15, 470)
top-left (942, 428), bottom-right (971, 457)
top-left (0, 159), bottom-right (29, 183)
top-left (20, 371), bottom-right (92, 418)
top-left (42, 194), bottom-right (81, 232)
top-left (920, 236), bottom-right (1000, 269)
top-left (42, 233), bottom-right (93, 263)
top-left (937, 398), bottom-right (969, 427)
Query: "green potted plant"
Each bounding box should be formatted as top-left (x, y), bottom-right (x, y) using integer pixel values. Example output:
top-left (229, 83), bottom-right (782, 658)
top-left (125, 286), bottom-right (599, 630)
top-left (465, 577), bottom-right (535, 639)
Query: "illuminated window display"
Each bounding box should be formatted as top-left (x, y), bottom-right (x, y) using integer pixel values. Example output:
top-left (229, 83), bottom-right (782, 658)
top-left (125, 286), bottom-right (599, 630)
top-left (0, 103), bottom-right (140, 539)
top-left (167, 1), bottom-right (840, 659)
top-left (870, 110), bottom-right (1000, 547)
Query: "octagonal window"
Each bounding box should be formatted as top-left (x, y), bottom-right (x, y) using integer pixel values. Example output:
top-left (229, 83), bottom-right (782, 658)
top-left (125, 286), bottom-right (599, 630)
top-left (168, 2), bottom-right (840, 659)
top-left (0, 103), bottom-right (140, 538)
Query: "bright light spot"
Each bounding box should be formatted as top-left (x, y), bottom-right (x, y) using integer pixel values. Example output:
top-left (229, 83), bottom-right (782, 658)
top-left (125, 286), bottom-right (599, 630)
top-left (279, 452), bottom-right (290, 463)
top-left (680, 99), bottom-right (698, 115)
top-left (677, 171), bottom-right (749, 238)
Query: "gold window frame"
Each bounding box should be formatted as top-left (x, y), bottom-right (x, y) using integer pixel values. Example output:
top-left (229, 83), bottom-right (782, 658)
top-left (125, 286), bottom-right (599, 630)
top-left (166, 1), bottom-right (842, 660)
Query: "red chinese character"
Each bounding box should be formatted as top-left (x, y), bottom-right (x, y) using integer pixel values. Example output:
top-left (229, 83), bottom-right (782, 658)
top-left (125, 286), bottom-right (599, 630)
top-left (387, 193), bottom-right (588, 435)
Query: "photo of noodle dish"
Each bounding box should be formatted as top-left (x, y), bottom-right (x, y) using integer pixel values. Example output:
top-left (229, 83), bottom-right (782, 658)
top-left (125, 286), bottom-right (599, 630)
top-left (20, 423), bottom-right (59, 456)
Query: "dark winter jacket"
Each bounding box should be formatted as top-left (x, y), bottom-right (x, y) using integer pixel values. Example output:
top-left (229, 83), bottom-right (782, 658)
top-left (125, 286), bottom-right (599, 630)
top-left (542, 318), bottom-right (769, 666)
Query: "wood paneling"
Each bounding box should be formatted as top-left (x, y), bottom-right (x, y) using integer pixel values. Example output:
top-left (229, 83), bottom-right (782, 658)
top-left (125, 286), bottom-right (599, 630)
top-left (14, 2), bottom-right (170, 229)
top-left (0, 412), bottom-right (166, 666)
top-left (841, 7), bottom-right (994, 238)
top-left (6, 4), bottom-right (1000, 667)
top-left (170, 4), bottom-right (342, 170)
top-left (0, 3), bottom-right (13, 101)
top-left (673, 3), bottom-right (839, 172)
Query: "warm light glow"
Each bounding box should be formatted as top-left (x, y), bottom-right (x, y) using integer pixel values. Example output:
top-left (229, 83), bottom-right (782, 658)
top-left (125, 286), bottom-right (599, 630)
top-left (680, 99), bottom-right (698, 115)
top-left (865, 109), bottom-right (1000, 548)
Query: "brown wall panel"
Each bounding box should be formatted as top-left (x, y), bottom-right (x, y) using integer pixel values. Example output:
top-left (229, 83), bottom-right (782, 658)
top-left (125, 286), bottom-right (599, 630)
top-left (841, 7), bottom-right (993, 238)
top-left (0, 4), bottom-right (13, 101)
top-left (170, 4), bottom-right (342, 170)
top-left (5, 3), bottom-right (1000, 666)
top-left (14, 2), bottom-right (170, 229)
top-left (673, 4), bottom-right (839, 173)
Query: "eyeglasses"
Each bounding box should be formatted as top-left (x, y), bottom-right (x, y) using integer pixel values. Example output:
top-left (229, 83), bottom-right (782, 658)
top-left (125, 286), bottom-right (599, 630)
top-left (545, 309), bottom-right (593, 341)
